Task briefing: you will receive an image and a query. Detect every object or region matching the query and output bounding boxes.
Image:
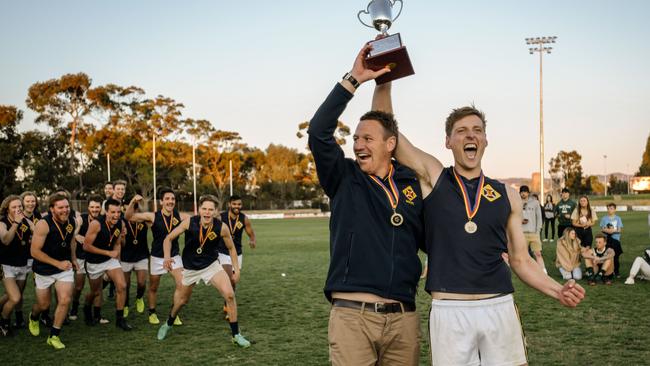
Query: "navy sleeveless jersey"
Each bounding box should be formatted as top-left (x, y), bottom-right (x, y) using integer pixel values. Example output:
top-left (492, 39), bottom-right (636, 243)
top-left (85, 215), bottom-right (123, 264)
top-left (121, 220), bottom-right (150, 262)
top-left (76, 213), bottom-right (95, 260)
top-left (218, 211), bottom-right (246, 255)
top-left (0, 217), bottom-right (31, 267)
top-left (33, 215), bottom-right (76, 276)
top-left (182, 216), bottom-right (222, 270)
top-left (424, 167), bottom-right (514, 294)
top-left (151, 209), bottom-right (182, 258)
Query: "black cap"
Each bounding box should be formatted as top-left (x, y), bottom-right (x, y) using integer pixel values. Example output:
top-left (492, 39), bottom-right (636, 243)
top-left (519, 185), bottom-right (530, 193)
top-left (561, 188), bottom-right (570, 193)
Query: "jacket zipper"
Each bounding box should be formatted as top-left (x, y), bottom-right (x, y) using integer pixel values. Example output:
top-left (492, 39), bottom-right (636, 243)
top-left (343, 232), bottom-right (353, 283)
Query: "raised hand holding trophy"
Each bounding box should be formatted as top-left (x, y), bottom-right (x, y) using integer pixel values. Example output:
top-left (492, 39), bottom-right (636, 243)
top-left (358, 0), bottom-right (414, 84)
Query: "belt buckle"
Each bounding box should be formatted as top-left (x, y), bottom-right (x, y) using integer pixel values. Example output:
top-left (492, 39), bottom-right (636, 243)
top-left (374, 302), bottom-right (387, 313)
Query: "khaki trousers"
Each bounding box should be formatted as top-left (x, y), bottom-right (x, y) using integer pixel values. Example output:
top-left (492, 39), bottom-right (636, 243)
top-left (328, 305), bottom-right (420, 366)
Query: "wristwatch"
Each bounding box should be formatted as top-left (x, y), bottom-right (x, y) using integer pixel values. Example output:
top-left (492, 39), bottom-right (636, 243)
top-left (342, 72), bottom-right (360, 89)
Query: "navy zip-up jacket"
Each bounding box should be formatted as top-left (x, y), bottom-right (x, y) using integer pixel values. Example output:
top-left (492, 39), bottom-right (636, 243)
top-left (308, 83), bottom-right (425, 305)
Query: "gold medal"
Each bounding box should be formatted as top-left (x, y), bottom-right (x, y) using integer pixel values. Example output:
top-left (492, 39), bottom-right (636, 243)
top-left (464, 221), bottom-right (477, 234)
top-left (133, 239), bottom-right (138, 245)
top-left (196, 220), bottom-right (213, 256)
top-left (391, 213), bottom-right (404, 227)
top-left (452, 169), bottom-right (485, 235)
top-left (368, 164), bottom-right (404, 227)
top-left (61, 241), bottom-right (67, 247)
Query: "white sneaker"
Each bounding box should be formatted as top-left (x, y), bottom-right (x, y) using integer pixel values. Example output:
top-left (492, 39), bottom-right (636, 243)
top-left (624, 277), bottom-right (635, 285)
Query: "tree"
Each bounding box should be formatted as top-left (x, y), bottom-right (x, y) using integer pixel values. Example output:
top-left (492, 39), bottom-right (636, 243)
top-left (0, 105), bottom-right (23, 197)
top-left (584, 175), bottom-right (605, 195)
top-left (637, 133), bottom-right (650, 176)
top-left (20, 131), bottom-right (76, 195)
top-left (549, 150), bottom-right (583, 194)
top-left (26, 73), bottom-right (95, 195)
top-left (608, 175), bottom-right (628, 195)
top-left (296, 120), bottom-right (351, 146)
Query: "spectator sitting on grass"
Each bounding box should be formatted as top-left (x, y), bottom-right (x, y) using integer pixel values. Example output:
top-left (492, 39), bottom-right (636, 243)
top-left (582, 233), bottom-right (615, 286)
top-left (624, 248), bottom-right (650, 285)
top-left (556, 227), bottom-right (582, 280)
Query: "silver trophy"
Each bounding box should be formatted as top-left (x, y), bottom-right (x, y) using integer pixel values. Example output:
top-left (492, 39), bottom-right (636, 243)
top-left (358, 0), bottom-right (403, 35)
top-left (356, 0), bottom-right (413, 84)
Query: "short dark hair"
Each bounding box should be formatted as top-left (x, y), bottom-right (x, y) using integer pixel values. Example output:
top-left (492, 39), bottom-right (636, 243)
top-left (519, 185), bottom-right (530, 193)
top-left (607, 202), bottom-right (616, 209)
top-left (158, 187), bottom-right (175, 200)
top-left (229, 195), bottom-right (242, 202)
top-left (53, 188), bottom-right (71, 199)
top-left (88, 195), bottom-right (103, 205)
top-left (104, 181), bottom-right (113, 187)
top-left (48, 193), bottom-right (69, 208)
top-left (445, 105), bottom-right (486, 137)
top-left (113, 180), bottom-right (127, 188)
top-left (594, 233), bottom-right (607, 242)
top-left (104, 198), bottom-right (121, 210)
top-left (561, 188), bottom-right (570, 194)
top-left (359, 110), bottom-right (399, 144)
top-left (199, 195), bottom-right (218, 207)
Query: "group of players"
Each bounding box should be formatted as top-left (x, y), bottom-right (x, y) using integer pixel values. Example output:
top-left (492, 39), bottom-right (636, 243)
top-left (0, 180), bottom-right (257, 350)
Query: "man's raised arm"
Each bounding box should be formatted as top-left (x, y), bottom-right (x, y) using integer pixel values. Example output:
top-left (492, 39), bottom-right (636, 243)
top-left (308, 43), bottom-right (390, 197)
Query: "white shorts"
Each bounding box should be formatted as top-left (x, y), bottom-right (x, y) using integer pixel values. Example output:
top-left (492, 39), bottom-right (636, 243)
top-left (76, 259), bottom-right (86, 275)
top-left (86, 258), bottom-right (122, 280)
top-left (1, 264), bottom-right (30, 281)
top-left (181, 260), bottom-right (224, 286)
top-left (34, 269), bottom-right (74, 289)
top-left (27, 259), bottom-right (34, 273)
top-left (429, 294), bottom-right (527, 366)
top-left (150, 255), bottom-right (183, 276)
top-left (218, 253), bottom-right (243, 270)
top-left (121, 258), bottom-right (149, 272)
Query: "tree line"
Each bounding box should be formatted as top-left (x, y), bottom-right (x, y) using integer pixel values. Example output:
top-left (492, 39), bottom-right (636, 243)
top-left (0, 73), bottom-right (352, 209)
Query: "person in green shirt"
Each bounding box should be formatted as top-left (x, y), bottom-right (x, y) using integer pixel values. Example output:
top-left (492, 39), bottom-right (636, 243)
top-left (554, 188), bottom-right (576, 240)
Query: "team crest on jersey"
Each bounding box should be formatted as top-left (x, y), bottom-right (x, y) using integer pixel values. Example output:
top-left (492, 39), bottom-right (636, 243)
top-left (20, 224), bottom-right (28, 233)
top-left (172, 217), bottom-right (179, 226)
top-left (137, 223), bottom-right (144, 230)
top-left (113, 229), bottom-right (121, 236)
top-left (235, 221), bottom-right (244, 230)
top-left (65, 224), bottom-right (74, 233)
top-left (208, 231), bottom-right (217, 241)
top-left (402, 186), bottom-right (417, 205)
top-left (482, 184), bottom-right (501, 202)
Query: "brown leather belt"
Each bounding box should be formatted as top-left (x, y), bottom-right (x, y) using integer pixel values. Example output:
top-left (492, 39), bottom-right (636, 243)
top-left (332, 299), bottom-right (415, 313)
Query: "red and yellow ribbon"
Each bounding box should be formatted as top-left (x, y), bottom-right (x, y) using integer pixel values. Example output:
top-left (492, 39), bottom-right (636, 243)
top-left (452, 169), bottom-right (485, 222)
top-left (368, 164), bottom-right (399, 211)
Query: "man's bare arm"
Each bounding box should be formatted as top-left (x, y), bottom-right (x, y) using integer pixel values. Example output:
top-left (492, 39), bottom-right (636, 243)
top-left (505, 187), bottom-right (585, 308)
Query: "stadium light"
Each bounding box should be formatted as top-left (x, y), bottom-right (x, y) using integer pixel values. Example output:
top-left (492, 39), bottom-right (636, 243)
top-left (525, 36), bottom-right (557, 196)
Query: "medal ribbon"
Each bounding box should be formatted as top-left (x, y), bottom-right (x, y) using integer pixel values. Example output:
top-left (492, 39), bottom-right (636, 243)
top-left (161, 211), bottom-right (175, 233)
top-left (452, 169), bottom-right (485, 222)
top-left (368, 164), bottom-right (399, 211)
top-left (128, 221), bottom-right (140, 239)
top-left (105, 221), bottom-right (118, 247)
top-left (228, 214), bottom-right (239, 234)
top-left (10, 218), bottom-right (25, 241)
top-left (198, 221), bottom-right (214, 252)
top-left (52, 218), bottom-right (69, 243)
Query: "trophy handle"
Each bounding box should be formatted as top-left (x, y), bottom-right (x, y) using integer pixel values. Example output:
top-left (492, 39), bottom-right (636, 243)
top-left (391, 0), bottom-right (403, 22)
top-left (357, 9), bottom-right (375, 29)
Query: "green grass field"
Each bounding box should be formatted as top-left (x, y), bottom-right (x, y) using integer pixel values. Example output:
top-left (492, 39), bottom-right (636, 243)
top-left (2, 212), bottom-right (650, 365)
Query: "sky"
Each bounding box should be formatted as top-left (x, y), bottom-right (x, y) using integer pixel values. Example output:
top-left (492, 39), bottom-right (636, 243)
top-left (1, 0), bottom-right (649, 179)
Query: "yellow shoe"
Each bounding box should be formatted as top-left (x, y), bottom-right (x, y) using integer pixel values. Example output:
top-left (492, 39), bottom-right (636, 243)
top-left (124, 306), bottom-right (129, 318)
top-left (47, 336), bottom-right (66, 350)
top-left (173, 316), bottom-right (183, 326)
top-left (28, 314), bottom-right (40, 336)
top-left (148, 313), bottom-right (160, 325)
top-left (135, 298), bottom-right (145, 313)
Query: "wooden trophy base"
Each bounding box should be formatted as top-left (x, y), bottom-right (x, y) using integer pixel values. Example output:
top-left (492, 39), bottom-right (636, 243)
top-left (366, 33), bottom-right (414, 84)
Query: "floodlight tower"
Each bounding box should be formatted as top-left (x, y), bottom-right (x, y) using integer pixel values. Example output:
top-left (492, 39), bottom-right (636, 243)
top-left (525, 36), bottom-right (557, 196)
